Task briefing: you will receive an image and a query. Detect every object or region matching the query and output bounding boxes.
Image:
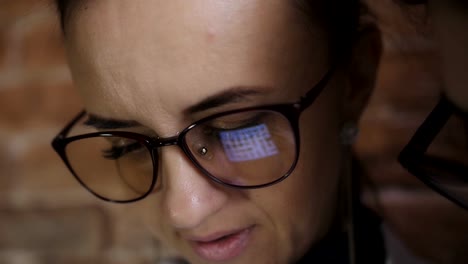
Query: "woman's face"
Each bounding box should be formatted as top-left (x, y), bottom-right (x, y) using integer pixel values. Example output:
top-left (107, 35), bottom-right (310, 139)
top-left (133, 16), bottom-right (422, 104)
top-left (64, 1), bottom-right (353, 263)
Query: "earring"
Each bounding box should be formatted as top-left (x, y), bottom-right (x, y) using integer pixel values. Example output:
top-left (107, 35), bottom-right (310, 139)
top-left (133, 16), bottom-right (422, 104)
top-left (340, 122), bottom-right (359, 145)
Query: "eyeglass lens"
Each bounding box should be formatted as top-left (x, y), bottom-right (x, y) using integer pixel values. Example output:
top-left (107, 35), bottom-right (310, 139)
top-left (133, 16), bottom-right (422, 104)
top-left (66, 136), bottom-right (154, 201)
top-left (64, 110), bottom-right (297, 201)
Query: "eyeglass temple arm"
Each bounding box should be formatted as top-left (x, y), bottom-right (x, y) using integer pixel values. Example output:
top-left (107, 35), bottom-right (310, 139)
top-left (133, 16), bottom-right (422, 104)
top-left (55, 110), bottom-right (87, 139)
top-left (402, 96), bottom-right (454, 155)
top-left (297, 64), bottom-right (336, 111)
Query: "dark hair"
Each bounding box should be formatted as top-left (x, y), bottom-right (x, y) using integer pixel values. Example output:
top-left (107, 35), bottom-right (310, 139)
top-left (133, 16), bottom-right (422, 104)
top-left (295, 0), bottom-right (362, 54)
top-left (55, 0), bottom-right (71, 31)
top-left (55, 0), bottom-right (361, 54)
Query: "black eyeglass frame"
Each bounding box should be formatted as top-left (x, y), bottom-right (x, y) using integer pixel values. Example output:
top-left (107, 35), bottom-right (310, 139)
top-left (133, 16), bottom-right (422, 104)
top-left (52, 66), bottom-right (335, 203)
top-left (399, 95), bottom-right (468, 211)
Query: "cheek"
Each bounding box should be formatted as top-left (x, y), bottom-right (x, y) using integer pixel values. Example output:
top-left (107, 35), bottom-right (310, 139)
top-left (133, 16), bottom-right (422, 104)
top-left (137, 196), bottom-right (175, 248)
top-left (289, 96), bottom-right (344, 242)
top-left (248, 105), bottom-right (343, 257)
top-left (291, 130), bottom-right (342, 232)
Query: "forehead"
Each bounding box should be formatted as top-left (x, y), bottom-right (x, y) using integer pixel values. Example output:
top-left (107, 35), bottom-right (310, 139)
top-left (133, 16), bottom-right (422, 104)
top-left (66, 1), bottom-right (326, 61)
top-left (65, 0), bottom-right (329, 128)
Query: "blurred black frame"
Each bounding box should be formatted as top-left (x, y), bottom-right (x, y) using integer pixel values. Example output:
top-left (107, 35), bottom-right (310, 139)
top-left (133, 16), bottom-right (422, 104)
top-left (399, 95), bottom-right (468, 211)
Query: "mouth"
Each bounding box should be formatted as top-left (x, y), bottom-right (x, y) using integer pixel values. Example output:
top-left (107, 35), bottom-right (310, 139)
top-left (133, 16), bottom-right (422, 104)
top-left (189, 226), bottom-right (254, 262)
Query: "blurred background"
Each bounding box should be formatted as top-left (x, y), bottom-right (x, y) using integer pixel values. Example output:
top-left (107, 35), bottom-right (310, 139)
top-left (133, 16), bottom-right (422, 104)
top-left (0, 1), bottom-right (170, 264)
top-left (1, 0), bottom-right (467, 264)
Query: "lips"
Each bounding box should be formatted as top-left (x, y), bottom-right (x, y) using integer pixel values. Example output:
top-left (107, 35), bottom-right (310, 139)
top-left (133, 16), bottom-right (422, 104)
top-left (189, 226), bottom-right (254, 262)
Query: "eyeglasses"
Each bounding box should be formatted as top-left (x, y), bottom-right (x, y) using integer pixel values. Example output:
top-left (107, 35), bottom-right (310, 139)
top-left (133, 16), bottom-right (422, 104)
top-left (52, 67), bottom-right (334, 203)
top-left (399, 95), bottom-right (468, 210)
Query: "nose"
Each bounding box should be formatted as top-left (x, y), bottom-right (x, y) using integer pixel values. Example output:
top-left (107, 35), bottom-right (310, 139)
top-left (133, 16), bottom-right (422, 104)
top-left (159, 147), bottom-right (229, 230)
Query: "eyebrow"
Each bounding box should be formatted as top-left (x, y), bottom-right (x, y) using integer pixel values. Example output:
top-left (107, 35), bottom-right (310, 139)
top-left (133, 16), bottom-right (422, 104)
top-left (84, 86), bottom-right (267, 129)
top-left (183, 86), bottom-right (266, 115)
top-left (84, 114), bottom-right (141, 129)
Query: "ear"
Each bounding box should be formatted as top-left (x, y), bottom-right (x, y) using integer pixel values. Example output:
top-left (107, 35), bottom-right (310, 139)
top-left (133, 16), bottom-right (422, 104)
top-left (343, 24), bottom-right (382, 122)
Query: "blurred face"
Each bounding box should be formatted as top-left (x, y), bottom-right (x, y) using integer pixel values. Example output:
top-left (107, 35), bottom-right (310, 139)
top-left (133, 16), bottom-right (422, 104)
top-left (429, 0), bottom-right (468, 111)
top-left (63, 1), bottom-right (355, 263)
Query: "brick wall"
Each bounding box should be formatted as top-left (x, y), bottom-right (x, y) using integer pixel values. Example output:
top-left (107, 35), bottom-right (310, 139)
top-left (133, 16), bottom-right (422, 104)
top-left (0, 1), bottom-right (173, 264)
top-left (1, 1), bottom-right (468, 264)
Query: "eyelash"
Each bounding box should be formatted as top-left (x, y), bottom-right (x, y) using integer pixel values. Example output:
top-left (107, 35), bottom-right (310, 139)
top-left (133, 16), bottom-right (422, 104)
top-left (102, 142), bottom-right (144, 160)
top-left (101, 113), bottom-right (265, 159)
top-left (219, 112), bottom-right (265, 129)
top-left (202, 114), bottom-right (263, 136)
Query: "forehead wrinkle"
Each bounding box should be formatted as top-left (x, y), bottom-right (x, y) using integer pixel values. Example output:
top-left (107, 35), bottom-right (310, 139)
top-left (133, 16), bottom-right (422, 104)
top-left (66, 3), bottom-right (172, 123)
top-left (67, 0), bottom-right (330, 134)
top-left (69, 0), bottom-right (326, 78)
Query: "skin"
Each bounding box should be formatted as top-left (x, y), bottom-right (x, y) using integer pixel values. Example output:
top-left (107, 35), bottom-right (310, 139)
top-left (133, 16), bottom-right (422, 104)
top-left (63, 1), bottom-right (379, 263)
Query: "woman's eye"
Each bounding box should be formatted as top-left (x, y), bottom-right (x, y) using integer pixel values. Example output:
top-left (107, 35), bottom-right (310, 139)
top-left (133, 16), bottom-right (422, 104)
top-left (204, 122), bottom-right (256, 137)
top-left (207, 114), bottom-right (264, 133)
top-left (102, 142), bottom-right (145, 160)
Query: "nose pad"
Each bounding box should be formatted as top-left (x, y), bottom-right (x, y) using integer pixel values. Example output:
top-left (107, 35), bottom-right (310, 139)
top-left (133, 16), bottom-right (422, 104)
top-left (158, 146), bottom-right (228, 230)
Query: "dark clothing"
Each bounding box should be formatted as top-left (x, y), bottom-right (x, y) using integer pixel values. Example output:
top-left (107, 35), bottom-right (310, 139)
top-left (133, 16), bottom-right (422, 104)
top-left (297, 206), bottom-right (386, 264)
